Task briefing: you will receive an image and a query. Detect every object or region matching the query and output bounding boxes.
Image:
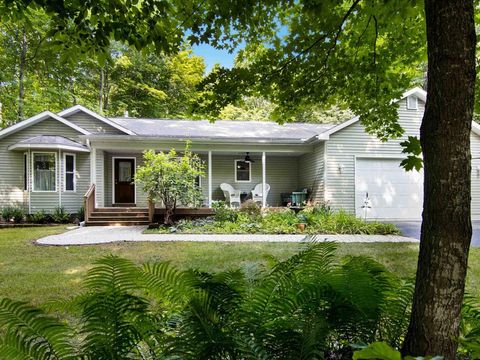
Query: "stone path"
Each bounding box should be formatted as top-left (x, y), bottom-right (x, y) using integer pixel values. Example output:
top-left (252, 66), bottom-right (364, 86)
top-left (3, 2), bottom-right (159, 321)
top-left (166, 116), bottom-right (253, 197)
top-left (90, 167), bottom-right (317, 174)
top-left (36, 226), bottom-right (419, 246)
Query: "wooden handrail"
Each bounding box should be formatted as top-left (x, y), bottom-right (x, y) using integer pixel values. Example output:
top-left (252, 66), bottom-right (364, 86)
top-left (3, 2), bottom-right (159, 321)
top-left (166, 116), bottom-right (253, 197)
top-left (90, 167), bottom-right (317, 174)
top-left (84, 184), bottom-right (96, 223)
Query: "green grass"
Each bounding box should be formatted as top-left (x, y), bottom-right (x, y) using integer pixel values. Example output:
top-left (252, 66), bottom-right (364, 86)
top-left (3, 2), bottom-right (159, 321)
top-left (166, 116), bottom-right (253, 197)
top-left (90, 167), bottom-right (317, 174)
top-left (1, 226), bottom-right (480, 305)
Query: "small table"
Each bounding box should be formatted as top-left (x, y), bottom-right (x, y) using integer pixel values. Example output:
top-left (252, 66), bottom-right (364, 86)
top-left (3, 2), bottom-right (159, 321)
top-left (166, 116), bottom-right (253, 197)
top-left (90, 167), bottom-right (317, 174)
top-left (240, 192), bottom-right (250, 203)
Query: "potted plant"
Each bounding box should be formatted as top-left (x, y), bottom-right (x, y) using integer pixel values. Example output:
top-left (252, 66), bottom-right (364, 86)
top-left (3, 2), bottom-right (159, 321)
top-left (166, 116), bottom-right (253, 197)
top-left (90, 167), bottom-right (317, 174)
top-left (296, 213), bottom-right (308, 232)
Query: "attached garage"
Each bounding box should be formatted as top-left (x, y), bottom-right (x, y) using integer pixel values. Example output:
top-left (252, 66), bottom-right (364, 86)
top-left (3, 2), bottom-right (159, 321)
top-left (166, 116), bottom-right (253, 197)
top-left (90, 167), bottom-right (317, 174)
top-left (355, 158), bottom-right (423, 220)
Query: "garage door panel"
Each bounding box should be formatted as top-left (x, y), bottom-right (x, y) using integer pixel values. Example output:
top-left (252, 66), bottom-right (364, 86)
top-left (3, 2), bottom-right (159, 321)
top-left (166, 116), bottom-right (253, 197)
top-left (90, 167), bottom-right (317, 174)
top-left (355, 158), bottom-right (423, 220)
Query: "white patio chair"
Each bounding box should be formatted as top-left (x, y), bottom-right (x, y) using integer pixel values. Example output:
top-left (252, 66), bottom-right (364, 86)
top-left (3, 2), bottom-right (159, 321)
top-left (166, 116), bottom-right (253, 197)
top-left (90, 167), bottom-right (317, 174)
top-left (220, 183), bottom-right (241, 207)
top-left (251, 183), bottom-right (271, 205)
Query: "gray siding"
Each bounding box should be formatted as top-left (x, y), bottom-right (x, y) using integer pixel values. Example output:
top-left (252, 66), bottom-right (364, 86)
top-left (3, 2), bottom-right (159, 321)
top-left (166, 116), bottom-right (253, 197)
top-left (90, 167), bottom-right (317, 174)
top-left (298, 143), bottom-right (325, 203)
top-left (471, 134), bottom-right (480, 218)
top-left (61, 152), bottom-right (90, 214)
top-left (95, 150), bottom-right (105, 207)
top-left (200, 154), bottom-right (299, 207)
top-left (0, 118), bottom-right (88, 213)
top-left (325, 98), bottom-right (424, 214)
top-left (100, 153), bottom-right (299, 207)
top-left (64, 113), bottom-right (125, 134)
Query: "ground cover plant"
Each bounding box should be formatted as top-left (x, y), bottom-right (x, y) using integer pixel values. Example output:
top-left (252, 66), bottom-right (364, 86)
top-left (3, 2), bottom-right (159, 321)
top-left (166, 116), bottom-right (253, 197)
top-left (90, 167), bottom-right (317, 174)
top-left (148, 201), bottom-right (400, 235)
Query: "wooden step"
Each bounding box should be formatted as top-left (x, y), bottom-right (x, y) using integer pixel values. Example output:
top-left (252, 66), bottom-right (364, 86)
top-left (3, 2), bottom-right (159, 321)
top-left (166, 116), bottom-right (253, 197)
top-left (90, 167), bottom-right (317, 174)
top-left (85, 220), bottom-right (150, 226)
top-left (90, 212), bottom-right (148, 218)
top-left (93, 207), bottom-right (147, 213)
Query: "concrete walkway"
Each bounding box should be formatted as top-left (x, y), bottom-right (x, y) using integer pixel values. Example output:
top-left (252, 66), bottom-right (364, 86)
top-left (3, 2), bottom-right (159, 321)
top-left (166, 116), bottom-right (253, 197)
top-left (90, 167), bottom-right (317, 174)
top-left (36, 226), bottom-right (419, 246)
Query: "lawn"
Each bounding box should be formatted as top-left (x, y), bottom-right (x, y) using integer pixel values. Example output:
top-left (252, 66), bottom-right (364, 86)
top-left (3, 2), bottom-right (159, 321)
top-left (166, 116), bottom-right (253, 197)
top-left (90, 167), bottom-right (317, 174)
top-left (1, 226), bottom-right (480, 306)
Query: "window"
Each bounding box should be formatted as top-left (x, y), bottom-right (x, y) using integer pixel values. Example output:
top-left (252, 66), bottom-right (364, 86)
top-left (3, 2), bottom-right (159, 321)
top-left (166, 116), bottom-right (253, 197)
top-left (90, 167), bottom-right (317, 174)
top-left (64, 154), bottom-right (75, 191)
top-left (235, 160), bottom-right (251, 182)
top-left (407, 95), bottom-right (418, 110)
top-left (23, 153), bottom-right (27, 191)
top-left (33, 153), bottom-right (56, 191)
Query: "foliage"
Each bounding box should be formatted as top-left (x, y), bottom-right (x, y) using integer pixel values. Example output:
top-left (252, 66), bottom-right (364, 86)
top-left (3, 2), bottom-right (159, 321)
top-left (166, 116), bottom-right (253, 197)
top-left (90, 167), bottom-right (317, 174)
top-left (135, 145), bottom-right (205, 224)
top-left (0, 206), bottom-right (25, 223)
top-left (156, 208), bottom-right (400, 235)
top-left (353, 342), bottom-right (443, 360)
top-left (77, 206), bottom-right (85, 222)
top-left (28, 210), bottom-right (50, 224)
top-left (51, 207), bottom-right (71, 224)
top-left (0, 242), bottom-right (419, 359)
top-left (239, 199), bottom-right (261, 219)
top-left (212, 201), bottom-right (238, 222)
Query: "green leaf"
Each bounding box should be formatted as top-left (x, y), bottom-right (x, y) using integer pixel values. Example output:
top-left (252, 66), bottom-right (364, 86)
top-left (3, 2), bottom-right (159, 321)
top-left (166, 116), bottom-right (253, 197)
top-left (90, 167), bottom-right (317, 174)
top-left (353, 342), bottom-right (402, 360)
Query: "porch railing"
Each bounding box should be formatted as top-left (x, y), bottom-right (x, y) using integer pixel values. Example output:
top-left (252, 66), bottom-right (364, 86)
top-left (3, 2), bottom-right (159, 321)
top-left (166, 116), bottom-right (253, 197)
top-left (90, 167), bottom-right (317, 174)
top-left (84, 184), bottom-right (96, 223)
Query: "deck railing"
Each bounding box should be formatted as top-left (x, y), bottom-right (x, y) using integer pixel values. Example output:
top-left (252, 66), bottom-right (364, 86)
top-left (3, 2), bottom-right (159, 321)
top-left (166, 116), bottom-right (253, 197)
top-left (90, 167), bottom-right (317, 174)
top-left (84, 184), bottom-right (96, 223)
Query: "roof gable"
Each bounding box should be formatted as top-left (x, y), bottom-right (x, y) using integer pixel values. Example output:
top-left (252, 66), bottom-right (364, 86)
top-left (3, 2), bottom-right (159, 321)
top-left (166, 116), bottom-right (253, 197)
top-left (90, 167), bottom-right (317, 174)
top-left (58, 105), bottom-right (135, 135)
top-left (0, 111), bottom-right (91, 139)
top-left (319, 87), bottom-right (427, 139)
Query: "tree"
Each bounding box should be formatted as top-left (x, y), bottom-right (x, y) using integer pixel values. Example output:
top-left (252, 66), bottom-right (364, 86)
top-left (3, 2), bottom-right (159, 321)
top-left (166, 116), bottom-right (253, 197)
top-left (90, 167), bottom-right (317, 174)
top-left (135, 146), bottom-right (204, 225)
top-left (401, 1), bottom-right (476, 358)
top-left (0, 0), bottom-right (476, 357)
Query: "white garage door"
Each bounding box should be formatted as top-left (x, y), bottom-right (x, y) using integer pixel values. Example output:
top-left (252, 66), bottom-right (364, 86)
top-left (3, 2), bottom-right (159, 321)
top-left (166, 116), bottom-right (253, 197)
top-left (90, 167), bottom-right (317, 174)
top-left (355, 158), bottom-right (423, 220)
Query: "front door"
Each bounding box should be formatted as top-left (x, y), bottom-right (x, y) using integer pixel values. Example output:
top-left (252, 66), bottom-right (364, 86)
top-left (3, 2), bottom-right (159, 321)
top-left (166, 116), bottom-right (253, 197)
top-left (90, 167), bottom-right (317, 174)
top-left (114, 158), bottom-right (135, 204)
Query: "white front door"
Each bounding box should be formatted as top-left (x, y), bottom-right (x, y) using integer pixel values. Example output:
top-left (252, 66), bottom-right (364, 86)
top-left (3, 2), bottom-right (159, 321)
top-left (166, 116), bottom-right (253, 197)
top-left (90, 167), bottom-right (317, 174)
top-left (355, 158), bottom-right (423, 220)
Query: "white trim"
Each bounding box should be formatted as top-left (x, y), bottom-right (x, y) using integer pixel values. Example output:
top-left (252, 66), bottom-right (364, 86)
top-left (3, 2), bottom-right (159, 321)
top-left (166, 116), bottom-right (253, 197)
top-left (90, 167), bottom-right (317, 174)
top-left (58, 105), bottom-right (135, 135)
top-left (8, 143), bottom-right (90, 152)
top-left (31, 151), bottom-right (58, 193)
top-left (112, 156), bottom-right (137, 205)
top-left (262, 152), bottom-right (266, 208)
top-left (27, 149), bottom-right (31, 213)
top-left (208, 151), bottom-right (212, 207)
top-left (234, 159), bottom-right (252, 183)
top-left (58, 150), bottom-right (62, 206)
top-left (23, 152), bottom-right (28, 192)
top-left (0, 111), bottom-right (90, 139)
top-left (63, 153), bottom-right (76, 192)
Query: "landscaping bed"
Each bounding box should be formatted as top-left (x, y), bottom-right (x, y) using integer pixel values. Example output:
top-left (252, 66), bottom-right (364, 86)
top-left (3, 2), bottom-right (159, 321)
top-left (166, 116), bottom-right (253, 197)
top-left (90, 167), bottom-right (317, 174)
top-left (146, 201), bottom-right (400, 235)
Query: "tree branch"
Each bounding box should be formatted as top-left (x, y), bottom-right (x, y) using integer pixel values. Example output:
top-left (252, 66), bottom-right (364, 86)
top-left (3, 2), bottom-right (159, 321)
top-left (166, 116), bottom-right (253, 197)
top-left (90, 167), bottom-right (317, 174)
top-left (273, 0), bottom-right (362, 75)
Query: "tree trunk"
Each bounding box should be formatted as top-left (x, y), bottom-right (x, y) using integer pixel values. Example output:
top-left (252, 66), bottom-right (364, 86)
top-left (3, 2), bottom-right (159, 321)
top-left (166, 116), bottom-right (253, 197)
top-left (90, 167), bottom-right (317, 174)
top-left (18, 26), bottom-right (27, 121)
top-left (402, 1), bottom-right (476, 359)
top-left (99, 67), bottom-right (105, 113)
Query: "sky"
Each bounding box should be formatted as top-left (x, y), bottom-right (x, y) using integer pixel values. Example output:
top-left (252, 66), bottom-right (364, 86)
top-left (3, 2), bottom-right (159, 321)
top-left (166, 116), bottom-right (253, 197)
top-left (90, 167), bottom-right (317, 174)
top-left (192, 43), bottom-right (238, 73)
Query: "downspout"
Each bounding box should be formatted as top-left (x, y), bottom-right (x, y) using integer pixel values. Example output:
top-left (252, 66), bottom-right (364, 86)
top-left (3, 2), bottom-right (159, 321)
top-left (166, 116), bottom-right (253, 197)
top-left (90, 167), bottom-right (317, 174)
top-left (58, 149), bottom-right (62, 207)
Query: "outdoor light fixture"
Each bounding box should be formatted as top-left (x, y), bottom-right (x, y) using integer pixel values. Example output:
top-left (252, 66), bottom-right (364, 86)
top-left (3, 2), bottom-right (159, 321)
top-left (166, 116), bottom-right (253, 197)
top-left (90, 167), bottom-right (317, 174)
top-left (244, 152), bottom-right (255, 163)
top-left (338, 163), bottom-right (344, 174)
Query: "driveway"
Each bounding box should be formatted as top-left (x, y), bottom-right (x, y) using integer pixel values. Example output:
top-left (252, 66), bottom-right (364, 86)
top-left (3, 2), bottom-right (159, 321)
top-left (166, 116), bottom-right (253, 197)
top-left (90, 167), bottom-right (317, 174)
top-left (36, 226), bottom-right (418, 246)
top-left (391, 220), bottom-right (480, 247)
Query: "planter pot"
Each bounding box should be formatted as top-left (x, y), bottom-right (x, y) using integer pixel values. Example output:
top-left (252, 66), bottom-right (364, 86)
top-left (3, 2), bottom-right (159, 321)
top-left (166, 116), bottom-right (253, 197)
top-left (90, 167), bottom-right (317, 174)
top-left (296, 223), bottom-right (306, 232)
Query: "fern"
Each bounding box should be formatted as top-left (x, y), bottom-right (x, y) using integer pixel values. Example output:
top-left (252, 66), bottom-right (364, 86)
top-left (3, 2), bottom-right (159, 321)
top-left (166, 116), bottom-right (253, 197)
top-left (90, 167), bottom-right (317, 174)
top-left (0, 298), bottom-right (77, 359)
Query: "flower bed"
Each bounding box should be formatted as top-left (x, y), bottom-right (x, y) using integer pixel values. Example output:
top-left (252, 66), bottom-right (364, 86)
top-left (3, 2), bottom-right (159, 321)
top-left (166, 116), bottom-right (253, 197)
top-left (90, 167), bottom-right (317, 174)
top-left (149, 201), bottom-right (400, 235)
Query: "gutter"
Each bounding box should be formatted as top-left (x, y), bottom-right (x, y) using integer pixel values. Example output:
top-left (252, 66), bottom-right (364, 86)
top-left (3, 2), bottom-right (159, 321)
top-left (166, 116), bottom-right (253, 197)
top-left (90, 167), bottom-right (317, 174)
top-left (79, 134), bottom-right (324, 146)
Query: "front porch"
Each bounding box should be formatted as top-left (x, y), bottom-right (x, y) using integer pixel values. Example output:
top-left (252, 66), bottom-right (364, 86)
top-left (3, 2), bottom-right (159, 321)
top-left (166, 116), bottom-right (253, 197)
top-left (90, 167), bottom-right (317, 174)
top-left (90, 149), bottom-right (313, 209)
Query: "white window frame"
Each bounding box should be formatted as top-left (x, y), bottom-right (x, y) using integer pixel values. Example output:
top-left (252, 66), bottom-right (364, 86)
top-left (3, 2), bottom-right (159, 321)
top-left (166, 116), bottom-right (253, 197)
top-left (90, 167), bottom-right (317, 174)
top-left (235, 159), bottom-right (251, 183)
top-left (63, 153), bottom-right (76, 192)
top-left (32, 151), bottom-right (57, 193)
top-left (407, 96), bottom-right (418, 110)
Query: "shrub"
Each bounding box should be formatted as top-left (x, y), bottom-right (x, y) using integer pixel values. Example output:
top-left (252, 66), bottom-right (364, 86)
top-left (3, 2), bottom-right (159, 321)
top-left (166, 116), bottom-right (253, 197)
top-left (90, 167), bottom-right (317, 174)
top-left (28, 210), bottom-right (49, 224)
top-left (239, 199), bottom-right (261, 218)
top-left (261, 209), bottom-right (298, 234)
top-left (77, 205), bottom-right (85, 222)
top-left (52, 206), bottom-right (71, 224)
top-left (212, 200), bottom-right (238, 222)
top-left (1, 206), bottom-right (25, 223)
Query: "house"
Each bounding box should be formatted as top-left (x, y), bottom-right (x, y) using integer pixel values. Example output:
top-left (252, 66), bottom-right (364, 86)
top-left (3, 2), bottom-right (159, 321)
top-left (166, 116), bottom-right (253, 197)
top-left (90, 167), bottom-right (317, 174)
top-left (1, 87), bottom-right (480, 224)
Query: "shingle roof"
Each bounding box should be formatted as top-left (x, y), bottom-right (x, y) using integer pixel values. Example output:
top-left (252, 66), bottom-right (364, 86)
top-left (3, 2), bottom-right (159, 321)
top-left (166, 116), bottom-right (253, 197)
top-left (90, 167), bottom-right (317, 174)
top-left (107, 118), bottom-right (336, 141)
top-left (8, 135), bottom-right (89, 152)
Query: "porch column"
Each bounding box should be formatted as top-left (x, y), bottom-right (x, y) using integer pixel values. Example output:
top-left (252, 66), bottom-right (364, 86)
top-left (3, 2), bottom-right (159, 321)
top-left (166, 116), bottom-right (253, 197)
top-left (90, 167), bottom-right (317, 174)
top-left (208, 150), bottom-right (212, 207)
top-left (262, 152), bottom-right (266, 208)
